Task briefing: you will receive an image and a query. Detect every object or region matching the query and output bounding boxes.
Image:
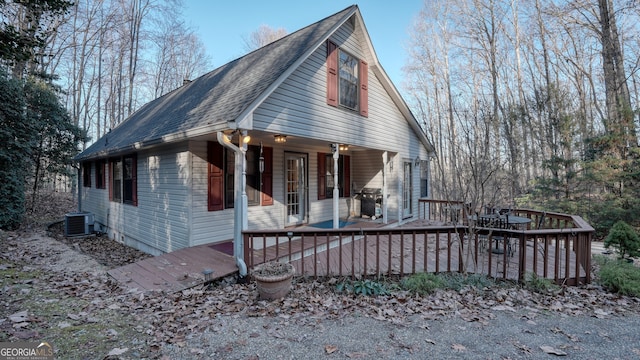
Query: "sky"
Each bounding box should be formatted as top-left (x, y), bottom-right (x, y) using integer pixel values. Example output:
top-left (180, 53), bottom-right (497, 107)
top-left (182, 1), bottom-right (424, 89)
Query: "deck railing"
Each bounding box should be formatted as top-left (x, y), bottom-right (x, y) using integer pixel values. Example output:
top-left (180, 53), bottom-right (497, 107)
top-left (242, 200), bottom-right (594, 285)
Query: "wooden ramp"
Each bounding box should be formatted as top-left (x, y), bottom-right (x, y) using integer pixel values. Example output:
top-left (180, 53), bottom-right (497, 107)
top-left (108, 243), bottom-right (238, 292)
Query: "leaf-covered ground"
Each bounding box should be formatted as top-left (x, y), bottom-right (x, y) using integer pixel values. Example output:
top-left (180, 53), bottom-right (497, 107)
top-left (1, 192), bottom-right (639, 359)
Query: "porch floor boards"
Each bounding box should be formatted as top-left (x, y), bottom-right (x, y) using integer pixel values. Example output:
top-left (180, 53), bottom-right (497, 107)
top-left (107, 243), bottom-right (237, 292)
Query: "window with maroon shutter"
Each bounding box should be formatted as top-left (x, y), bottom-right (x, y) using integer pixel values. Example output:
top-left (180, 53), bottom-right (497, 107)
top-left (326, 41), bottom-right (368, 117)
top-left (320, 153), bottom-right (350, 198)
top-left (208, 142), bottom-right (224, 211)
top-left (326, 41), bottom-right (338, 107)
top-left (359, 60), bottom-right (368, 117)
top-left (95, 160), bottom-right (106, 189)
top-left (261, 146), bottom-right (273, 205)
top-left (317, 153), bottom-right (326, 200)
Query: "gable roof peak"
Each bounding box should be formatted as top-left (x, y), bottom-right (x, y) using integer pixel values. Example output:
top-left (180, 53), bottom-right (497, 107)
top-left (75, 5), bottom-right (370, 160)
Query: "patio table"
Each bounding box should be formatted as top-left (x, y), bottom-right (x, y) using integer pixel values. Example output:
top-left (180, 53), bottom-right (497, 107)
top-left (475, 214), bottom-right (532, 229)
top-left (472, 214), bottom-right (532, 255)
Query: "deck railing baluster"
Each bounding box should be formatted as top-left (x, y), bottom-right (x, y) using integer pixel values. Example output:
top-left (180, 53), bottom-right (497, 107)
top-left (240, 206), bottom-right (593, 285)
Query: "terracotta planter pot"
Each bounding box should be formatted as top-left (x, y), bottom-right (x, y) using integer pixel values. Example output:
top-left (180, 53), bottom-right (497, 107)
top-left (252, 262), bottom-right (295, 300)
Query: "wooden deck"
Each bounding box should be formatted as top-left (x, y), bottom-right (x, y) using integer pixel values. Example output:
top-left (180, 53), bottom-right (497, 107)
top-left (245, 216), bottom-right (592, 285)
top-left (107, 243), bottom-right (237, 292)
top-left (108, 212), bottom-right (592, 292)
top-left (250, 230), bottom-right (585, 282)
top-left (107, 219), bottom-right (385, 292)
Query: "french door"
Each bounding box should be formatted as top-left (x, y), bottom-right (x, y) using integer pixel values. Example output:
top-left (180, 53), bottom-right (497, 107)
top-left (285, 153), bottom-right (307, 226)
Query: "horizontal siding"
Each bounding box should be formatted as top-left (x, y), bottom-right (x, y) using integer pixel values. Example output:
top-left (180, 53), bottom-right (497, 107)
top-left (80, 163), bottom-right (109, 223)
top-left (251, 20), bottom-right (429, 224)
top-left (82, 144), bottom-right (191, 255)
top-left (253, 21), bottom-right (427, 158)
top-left (190, 140), bottom-right (235, 246)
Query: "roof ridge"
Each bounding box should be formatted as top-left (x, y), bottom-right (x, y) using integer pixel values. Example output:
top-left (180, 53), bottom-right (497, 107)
top-left (76, 5), bottom-right (360, 160)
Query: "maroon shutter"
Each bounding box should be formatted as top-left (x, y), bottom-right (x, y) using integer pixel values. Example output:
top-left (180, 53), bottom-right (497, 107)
top-left (108, 160), bottom-right (113, 201)
top-left (131, 155), bottom-right (138, 206)
top-left (359, 60), bottom-right (368, 117)
top-left (343, 155), bottom-right (351, 197)
top-left (208, 142), bottom-right (224, 211)
top-left (101, 160), bottom-right (106, 189)
top-left (326, 40), bottom-right (338, 107)
top-left (96, 160), bottom-right (103, 189)
top-left (261, 146), bottom-right (273, 206)
top-left (317, 152), bottom-right (326, 200)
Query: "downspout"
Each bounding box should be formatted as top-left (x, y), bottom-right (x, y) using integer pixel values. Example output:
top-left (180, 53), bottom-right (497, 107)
top-left (216, 131), bottom-right (248, 278)
top-left (332, 144), bottom-right (340, 229)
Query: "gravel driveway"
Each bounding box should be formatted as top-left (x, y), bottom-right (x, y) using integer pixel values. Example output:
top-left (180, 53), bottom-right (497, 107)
top-left (160, 306), bottom-right (640, 360)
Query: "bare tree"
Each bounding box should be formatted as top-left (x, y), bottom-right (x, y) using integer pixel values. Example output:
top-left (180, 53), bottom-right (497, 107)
top-left (242, 24), bottom-right (287, 51)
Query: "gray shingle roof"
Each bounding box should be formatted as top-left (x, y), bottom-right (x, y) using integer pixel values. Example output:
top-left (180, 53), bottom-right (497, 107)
top-left (76, 5), bottom-right (357, 160)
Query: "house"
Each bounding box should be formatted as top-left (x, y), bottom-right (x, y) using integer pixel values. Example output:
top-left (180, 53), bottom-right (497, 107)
top-left (75, 5), bottom-right (435, 271)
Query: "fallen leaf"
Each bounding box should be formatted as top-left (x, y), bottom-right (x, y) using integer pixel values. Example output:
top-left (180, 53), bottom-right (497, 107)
top-left (107, 347), bottom-right (129, 356)
top-left (540, 345), bottom-right (567, 356)
top-left (9, 311), bottom-right (28, 323)
top-left (514, 342), bottom-right (532, 353)
top-left (491, 305), bottom-right (516, 312)
top-left (346, 352), bottom-right (367, 358)
top-left (325, 344), bottom-right (338, 354)
top-left (593, 309), bottom-right (609, 318)
top-left (13, 330), bottom-right (39, 339)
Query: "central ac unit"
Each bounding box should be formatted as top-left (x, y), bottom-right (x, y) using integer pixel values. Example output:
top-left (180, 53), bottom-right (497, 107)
top-left (64, 212), bottom-right (94, 236)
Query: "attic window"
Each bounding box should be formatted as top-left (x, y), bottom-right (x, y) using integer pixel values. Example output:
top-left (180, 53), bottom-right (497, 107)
top-left (326, 40), bottom-right (368, 117)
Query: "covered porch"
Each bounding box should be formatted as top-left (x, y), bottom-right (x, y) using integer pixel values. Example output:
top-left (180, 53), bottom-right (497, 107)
top-left (243, 200), bottom-right (594, 286)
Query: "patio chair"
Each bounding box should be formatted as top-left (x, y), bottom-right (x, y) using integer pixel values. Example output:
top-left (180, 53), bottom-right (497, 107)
top-left (484, 215), bottom-right (516, 257)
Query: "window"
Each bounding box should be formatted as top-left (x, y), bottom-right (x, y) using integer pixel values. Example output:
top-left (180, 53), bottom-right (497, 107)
top-left (339, 50), bottom-right (358, 109)
top-left (317, 153), bottom-right (350, 199)
top-left (123, 155), bottom-right (137, 205)
top-left (95, 160), bottom-right (106, 189)
top-left (208, 142), bottom-right (273, 211)
top-left (109, 154), bottom-right (137, 206)
top-left (111, 158), bottom-right (122, 202)
top-left (82, 162), bottom-right (91, 187)
top-left (326, 40), bottom-right (368, 117)
top-left (224, 145), bottom-right (263, 208)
